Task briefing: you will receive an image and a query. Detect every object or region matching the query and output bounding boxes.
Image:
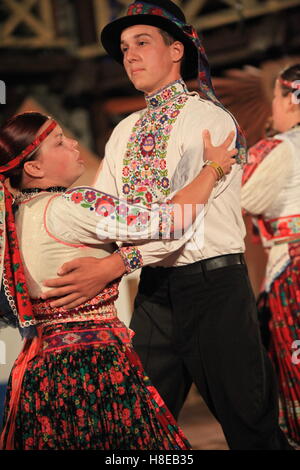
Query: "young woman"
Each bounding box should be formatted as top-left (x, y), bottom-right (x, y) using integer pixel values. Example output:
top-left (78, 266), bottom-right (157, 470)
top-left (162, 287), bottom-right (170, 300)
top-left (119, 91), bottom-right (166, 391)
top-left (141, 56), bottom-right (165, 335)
top-left (0, 112), bottom-right (236, 450)
top-left (242, 64), bottom-right (300, 447)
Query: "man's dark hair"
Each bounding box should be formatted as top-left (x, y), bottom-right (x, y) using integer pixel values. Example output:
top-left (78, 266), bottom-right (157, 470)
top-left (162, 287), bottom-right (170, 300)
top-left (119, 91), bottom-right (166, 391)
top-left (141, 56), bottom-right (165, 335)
top-left (158, 29), bottom-right (186, 76)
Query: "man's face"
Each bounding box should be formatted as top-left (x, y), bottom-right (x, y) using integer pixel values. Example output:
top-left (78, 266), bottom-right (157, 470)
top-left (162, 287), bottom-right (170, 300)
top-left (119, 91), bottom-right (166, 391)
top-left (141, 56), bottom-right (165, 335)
top-left (120, 24), bottom-right (181, 95)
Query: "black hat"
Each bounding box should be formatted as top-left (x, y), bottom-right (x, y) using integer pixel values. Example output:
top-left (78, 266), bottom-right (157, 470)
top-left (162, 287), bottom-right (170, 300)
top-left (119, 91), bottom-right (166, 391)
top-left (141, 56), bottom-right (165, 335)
top-left (100, 0), bottom-right (199, 79)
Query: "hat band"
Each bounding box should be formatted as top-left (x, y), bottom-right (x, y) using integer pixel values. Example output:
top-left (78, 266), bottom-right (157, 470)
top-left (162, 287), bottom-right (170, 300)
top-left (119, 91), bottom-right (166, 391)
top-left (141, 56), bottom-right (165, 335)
top-left (127, 2), bottom-right (201, 47)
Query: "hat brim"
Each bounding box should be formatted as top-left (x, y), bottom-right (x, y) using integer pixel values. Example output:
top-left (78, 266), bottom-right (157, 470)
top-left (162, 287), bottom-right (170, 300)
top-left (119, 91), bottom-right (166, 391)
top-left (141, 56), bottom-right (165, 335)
top-left (100, 15), bottom-right (199, 79)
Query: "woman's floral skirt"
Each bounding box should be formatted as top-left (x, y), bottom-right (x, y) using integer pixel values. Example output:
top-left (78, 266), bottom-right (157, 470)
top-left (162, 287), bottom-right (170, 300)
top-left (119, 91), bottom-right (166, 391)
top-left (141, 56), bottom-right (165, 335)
top-left (1, 318), bottom-right (191, 450)
top-left (258, 262), bottom-right (300, 447)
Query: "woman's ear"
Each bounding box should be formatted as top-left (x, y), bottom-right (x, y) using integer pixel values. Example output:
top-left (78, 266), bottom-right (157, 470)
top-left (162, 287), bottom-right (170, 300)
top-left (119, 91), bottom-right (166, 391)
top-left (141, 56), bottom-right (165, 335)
top-left (23, 160), bottom-right (44, 178)
top-left (171, 41), bottom-right (184, 63)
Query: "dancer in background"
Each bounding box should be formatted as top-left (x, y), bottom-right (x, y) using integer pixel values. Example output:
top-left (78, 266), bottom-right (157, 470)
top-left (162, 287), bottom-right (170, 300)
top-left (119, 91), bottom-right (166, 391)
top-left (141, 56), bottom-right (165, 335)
top-left (0, 111), bottom-right (235, 450)
top-left (242, 64), bottom-right (300, 447)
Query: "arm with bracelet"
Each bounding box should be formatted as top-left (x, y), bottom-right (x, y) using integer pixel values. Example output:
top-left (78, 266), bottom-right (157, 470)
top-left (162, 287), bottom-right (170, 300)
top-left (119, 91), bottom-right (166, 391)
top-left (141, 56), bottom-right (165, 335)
top-left (42, 128), bottom-right (237, 308)
top-left (117, 126), bottom-right (238, 273)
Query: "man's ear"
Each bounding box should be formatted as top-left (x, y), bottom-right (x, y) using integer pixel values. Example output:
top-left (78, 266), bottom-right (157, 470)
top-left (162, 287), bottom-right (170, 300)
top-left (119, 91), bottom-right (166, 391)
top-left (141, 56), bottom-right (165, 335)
top-left (171, 41), bottom-right (184, 63)
top-left (23, 159), bottom-right (44, 178)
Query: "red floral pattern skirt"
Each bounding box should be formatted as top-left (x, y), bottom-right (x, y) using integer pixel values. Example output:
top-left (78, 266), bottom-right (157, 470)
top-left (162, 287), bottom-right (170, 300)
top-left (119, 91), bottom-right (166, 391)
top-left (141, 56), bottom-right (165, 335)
top-left (258, 262), bottom-right (300, 447)
top-left (1, 319), bottom-right (191, 450)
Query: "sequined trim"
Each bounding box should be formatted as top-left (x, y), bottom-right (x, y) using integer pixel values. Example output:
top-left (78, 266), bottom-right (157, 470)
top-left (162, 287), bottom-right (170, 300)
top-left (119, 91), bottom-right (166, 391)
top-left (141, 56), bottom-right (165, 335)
top-left (33, 305), bottom-right (117, 327)
top-left (32, 283), bottom-right (119, 325)
top-left (2, 269), bottom-right (20, 322)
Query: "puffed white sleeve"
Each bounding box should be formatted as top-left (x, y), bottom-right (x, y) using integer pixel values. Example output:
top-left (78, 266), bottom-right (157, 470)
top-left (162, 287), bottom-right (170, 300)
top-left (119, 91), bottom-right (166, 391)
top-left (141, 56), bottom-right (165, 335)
top-left (241, 141), bottom-right (293, 215)
top-left (45, 188), bottom-right (174, 246)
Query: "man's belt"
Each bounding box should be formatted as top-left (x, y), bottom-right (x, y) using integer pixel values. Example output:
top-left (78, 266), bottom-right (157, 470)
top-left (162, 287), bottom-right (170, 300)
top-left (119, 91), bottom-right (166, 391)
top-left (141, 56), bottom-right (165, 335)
top-left (180, 253), bottom-right (245, 274)
top-left (146, 253), bottom-right (246, 275)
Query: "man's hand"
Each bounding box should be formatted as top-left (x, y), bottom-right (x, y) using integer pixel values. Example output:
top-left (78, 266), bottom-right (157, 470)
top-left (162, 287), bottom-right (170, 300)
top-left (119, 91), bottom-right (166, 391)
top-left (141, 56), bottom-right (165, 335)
top-left (41, 253), bottom-right (126, 309)
top-left (289, 242), bottom-right (300, 266)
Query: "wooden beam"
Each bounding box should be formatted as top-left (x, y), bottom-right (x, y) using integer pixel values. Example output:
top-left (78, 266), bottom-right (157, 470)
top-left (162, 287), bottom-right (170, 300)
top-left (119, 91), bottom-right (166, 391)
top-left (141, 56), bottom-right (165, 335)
top-left (74, 0), bottom-right (97, 46)
top-left (183, 0), bottom-right (208, 22)
top-left (117, 0), bottom-right (131, 12)
top-left (93, 0), bottom-right (111, 36)
top-left (0, 52), bottom-right (75, 73)
top-left (2, 0), bottom-right (53, 40)
top-left (2, 0), bottom-right (37, 37)
top-left (0, 38), bottom-right (69, 48)
top-left (77, 43), bottom-right (105, 59)
top-left (39, 0), bottom-right (55, 38)
top-left (193, 0), bottom-right (300, 30)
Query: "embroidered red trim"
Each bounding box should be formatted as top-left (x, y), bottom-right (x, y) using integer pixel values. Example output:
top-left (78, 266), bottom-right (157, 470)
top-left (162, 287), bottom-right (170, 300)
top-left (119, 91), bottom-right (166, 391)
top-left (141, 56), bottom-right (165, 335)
top-left (242, 138), bottom-right (283, 185)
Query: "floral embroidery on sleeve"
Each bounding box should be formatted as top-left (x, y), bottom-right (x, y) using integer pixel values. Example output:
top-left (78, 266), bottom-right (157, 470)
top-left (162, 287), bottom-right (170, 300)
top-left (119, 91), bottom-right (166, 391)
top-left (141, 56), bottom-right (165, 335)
top-left (63, 187), bottom-right (175, 241)
top-left (64, 187), bottom-right (152, 230)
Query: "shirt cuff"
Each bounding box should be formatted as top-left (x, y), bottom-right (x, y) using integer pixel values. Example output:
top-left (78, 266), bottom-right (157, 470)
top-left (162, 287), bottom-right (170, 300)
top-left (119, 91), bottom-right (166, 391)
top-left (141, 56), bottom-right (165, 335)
top-left (116, 245), bottom-right (144, 274)
top-left (159, 201), bottom-right (175, 239)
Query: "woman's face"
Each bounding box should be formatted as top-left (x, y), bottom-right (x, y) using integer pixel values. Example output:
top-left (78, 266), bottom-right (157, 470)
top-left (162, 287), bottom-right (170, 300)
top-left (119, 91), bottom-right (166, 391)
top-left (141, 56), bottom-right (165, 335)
top-left (272, 79), bottom-right (290, 133)
top-left (36, 122), bottom-right (85, 187)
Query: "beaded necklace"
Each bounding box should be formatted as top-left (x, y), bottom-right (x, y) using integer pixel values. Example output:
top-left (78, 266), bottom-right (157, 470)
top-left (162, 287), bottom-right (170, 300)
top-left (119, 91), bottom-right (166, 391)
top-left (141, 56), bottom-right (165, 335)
top-left (15, 186), bottom-right (67, 204)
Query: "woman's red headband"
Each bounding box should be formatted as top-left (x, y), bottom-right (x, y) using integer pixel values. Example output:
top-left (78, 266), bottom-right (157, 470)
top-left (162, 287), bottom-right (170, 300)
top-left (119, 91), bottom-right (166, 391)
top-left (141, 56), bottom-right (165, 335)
top-left (0, 119), bottom-right (57, 177)
top-left (279, 77), bottom-right (300, 90)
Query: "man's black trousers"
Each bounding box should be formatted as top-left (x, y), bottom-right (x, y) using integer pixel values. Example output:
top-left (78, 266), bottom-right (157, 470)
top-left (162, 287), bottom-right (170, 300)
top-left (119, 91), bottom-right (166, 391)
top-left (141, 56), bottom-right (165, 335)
top-left (130, 258), bottom-right (291, 450)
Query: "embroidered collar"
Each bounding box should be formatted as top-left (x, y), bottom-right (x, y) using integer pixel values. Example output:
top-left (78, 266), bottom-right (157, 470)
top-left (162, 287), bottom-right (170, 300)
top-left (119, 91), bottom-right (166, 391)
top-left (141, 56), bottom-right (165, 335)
top-left (145, 79), bottom-right (189, 111)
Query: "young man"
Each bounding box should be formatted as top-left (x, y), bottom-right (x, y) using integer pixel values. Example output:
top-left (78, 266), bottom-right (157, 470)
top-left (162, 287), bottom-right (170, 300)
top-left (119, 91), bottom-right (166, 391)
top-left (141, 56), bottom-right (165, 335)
top-left (43, 0), bottom-right (291, 449)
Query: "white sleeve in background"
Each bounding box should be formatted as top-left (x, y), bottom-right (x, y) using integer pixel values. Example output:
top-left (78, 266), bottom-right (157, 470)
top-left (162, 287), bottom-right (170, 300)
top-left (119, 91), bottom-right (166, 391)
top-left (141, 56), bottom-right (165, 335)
top-left (241, 141), bottom-right (292, 215)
